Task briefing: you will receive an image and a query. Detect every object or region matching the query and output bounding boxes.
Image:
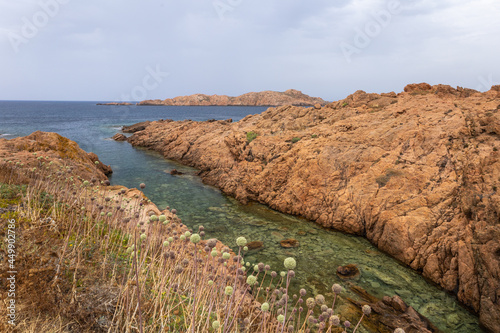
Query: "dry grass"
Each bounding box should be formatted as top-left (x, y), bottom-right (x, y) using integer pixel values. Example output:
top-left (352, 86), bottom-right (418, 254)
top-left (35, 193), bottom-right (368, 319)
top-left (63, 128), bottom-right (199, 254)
top-left (0, 155), bottom-right (377, 333)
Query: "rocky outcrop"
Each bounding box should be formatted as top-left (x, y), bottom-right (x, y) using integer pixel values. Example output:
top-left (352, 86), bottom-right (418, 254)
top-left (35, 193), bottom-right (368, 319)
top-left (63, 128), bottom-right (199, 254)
top-left (122, 121), bottom-right (152, 133)
top-left (0, 131), bottom-right (112, 182)
top-left (138, 89), bottom-right (327, 107)
top-left (112, 133), bottom-right (127, 141)
top-left (126, 83), bottom-right (500, 332)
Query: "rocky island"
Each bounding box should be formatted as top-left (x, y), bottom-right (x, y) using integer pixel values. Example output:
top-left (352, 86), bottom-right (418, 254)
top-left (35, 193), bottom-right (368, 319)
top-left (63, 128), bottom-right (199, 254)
top-left (120, 83), bottom-right (500, 332)
top-left (138, 89), bottom-right (327, 106)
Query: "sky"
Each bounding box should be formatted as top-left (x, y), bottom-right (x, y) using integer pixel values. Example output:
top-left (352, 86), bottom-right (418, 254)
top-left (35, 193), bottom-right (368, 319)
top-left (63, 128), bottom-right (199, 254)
top-left (0, 0), bottom-right (499, 102)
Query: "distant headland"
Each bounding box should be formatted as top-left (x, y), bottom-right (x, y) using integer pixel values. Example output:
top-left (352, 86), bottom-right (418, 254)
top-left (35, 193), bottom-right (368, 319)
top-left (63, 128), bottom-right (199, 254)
top-left (97, 89), bottom-right (327, 107)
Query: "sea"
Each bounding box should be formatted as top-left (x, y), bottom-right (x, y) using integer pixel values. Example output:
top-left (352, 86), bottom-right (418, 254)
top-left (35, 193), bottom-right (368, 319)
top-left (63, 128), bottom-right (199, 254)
top-left (0, 101), bottom-right (486, 332)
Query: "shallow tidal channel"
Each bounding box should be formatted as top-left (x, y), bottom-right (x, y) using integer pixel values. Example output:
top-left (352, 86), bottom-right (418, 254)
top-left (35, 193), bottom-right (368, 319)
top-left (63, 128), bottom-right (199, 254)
top-left (110, 147), bottom-right (484, 333)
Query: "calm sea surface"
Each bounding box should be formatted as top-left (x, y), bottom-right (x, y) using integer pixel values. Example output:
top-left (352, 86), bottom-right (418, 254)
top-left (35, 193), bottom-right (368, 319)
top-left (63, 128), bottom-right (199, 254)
top-left (0, 101), bottom-right (485, 332)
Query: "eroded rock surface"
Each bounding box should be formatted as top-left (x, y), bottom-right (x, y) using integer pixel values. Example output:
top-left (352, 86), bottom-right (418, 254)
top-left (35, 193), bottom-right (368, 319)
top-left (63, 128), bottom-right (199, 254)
top-left (0, 131), bottom-right (112, 181)
top-left (126, 83), bottom-right (500, 332)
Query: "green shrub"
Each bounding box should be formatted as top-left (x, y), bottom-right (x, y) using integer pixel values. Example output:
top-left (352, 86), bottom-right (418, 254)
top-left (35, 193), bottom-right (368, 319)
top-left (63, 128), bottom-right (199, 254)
top-left (291, 137), bottom-right (301, 144)
top-left (246, 131), bottom-right (258, 143)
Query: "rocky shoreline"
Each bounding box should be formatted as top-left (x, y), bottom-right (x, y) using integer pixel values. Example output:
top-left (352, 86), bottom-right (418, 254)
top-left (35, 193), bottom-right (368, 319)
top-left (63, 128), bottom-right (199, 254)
top-left (120, 83), bottom-right (500, 332)
top-left (0, 131), bottom-right (442, 332)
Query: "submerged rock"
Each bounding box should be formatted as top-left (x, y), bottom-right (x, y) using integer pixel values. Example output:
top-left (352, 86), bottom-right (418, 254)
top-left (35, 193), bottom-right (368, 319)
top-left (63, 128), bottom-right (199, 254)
top-left (170, 169), bottom-right (184, 175)
top-left (280, 238), bottom-right (299, 248)
top-left (246, 241), bottom-right (264, 250)
top-left (337, 264), bottom-right (361, 279)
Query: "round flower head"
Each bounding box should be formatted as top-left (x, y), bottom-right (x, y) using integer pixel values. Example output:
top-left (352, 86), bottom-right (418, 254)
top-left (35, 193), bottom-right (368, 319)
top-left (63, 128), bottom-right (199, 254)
top-left (180, 235), bottom-right (186, 241)
top-left (394, 328), bottom-right (405, 333)
top-left (332, 283), bottom-right (342, 294)
top-left (246, 275), bottom-right (257, 286)
top-left (362, 304), bottom-right (372, 316)
top-left (222, 252), bottom-right (230, 260)
top-left (190, 233), bottom-right (201, 244)
top-left (95, 161), bottom-right (99, 165)
top-left (184, 231), bottom-right (191, 238)
top-left (306, 297), bottom-right (316, 309)
top-left (139, 183), bottom-right (145, 189)
top-left (208, 280), bottom-right (214, 286)
top-left (277, 314), bottom-right (285, 323)
top-left (236, 236), bottom-right (247, 247)
top-left (243, 246), bottom-right (248, 251)
top-left (261, 302), bottom-right (270, 312)
top-left (159, 214), bottom-right (166, 222)
top-left (280, 271), bottom-right (286, 277)
top-left (284, 257), bottom-right (296, 270)
top-left (163, 220), bottom-right (169, 225)
top-left (253, 265), bottom-right (259, 272)
top-left (300, 288), bottom-right (306, 297)
top-left (149, 215), bottom-right (158, 222)
top-left (344, 320), bottom-right (351, 328)
top-left (211, 250), bottom-right (218, 257)
top-left (163, 241), bottom-right (169, 247)
top-left (168, 237), bottom-right (173, 242)
top-left (330, 315), bottom-right (340, 326)
top-left (315, 294), bottom-right (325, 305)
top-left (225, 286), bottom-right (233, 296)
top-left (140, 233), bottom-right (147, 240)
top-left (207, 238), bottom-right (217, 248)
top-left (212, 321), bottom-right (220, 329)
top-left (83, 180), bottom-right (89, 186)
top-left (107, 212), bottom-right (112, 217)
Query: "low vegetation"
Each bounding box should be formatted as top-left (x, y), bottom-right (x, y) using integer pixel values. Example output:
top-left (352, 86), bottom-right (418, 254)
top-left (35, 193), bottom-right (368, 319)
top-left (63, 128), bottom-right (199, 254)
top-left (0, 157), bottom-right (406, 332)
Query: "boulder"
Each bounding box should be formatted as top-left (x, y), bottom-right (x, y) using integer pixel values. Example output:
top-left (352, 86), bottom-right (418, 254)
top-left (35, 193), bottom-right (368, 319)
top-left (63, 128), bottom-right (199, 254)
top-left (112, 133), bottom-right (127, 141)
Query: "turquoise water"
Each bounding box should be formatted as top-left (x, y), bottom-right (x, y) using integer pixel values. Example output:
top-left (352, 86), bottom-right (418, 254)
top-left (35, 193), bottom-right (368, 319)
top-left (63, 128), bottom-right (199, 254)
top-left (0, 101), bottom-right (485, 332)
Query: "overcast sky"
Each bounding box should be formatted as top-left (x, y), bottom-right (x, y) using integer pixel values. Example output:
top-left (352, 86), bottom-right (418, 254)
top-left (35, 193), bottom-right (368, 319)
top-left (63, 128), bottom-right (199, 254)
top-left (0, 0), bottom-right (499, 101)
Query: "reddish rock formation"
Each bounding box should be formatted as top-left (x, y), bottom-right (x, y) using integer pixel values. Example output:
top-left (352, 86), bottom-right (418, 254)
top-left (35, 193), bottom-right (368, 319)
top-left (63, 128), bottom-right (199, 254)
top-left (246, 241), bottom-right (264, 250)
top-left (138, 89), bottom-right (326, 107)
top-left (112, 133), bottom-right (127, 141)
top-left (122, 121), bottom-right (152, 133)
top-left (337, 264), bottom-right (361, 279)
top-left (280, 238), bottom-right (299, 248)
top-left (126, 83), bottom-right (500, 332)
top-left (0, 131), bottom-right (112, 182)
